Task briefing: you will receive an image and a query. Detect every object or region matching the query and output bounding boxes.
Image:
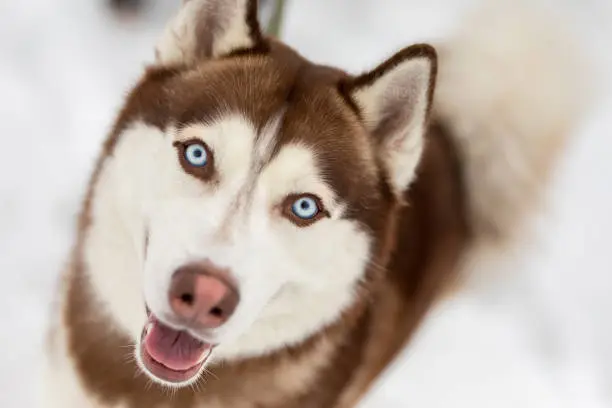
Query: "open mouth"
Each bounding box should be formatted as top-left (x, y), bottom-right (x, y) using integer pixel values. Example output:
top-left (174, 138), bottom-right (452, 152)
top-left (139, 312), bottom-right (213, 384)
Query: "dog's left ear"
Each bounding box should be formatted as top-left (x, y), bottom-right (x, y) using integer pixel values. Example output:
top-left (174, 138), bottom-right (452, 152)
top-left (342, 44), bottom-right (437, 195)
top-left (156, 0), bottom-right (265, 65)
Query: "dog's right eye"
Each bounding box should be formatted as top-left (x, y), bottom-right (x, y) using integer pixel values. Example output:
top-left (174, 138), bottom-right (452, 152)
top-left (184, 143), bottom-right (208, 167)
top-left (173, 139), bottom-right (215, 181)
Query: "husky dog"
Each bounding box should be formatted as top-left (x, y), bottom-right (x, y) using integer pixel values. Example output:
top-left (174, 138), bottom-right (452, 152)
top-left (44, 0), bottom-right (588, 406)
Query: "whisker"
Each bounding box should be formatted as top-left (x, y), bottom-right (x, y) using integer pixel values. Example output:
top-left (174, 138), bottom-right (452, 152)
top-left (202, 367), bottom-right (219, 381)
top-left (123, 353), bottom-right (136, 363)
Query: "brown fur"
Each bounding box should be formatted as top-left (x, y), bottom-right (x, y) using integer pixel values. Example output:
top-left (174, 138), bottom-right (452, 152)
top-left (58, 5), bottom-right (469, 407)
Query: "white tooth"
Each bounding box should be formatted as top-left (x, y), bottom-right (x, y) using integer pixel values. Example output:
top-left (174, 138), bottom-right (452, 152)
top-left (145, 322), bottom-right (154, 335)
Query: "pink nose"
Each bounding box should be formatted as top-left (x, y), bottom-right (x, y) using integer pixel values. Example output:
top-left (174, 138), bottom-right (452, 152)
top-left (169, 262), bottom-right (239, 329)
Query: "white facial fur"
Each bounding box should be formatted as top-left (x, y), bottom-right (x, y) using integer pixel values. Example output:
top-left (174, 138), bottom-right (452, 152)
top-left (83, 115), bottom-right (373, 364)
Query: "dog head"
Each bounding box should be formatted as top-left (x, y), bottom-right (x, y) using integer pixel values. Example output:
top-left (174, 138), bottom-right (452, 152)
top-left (84, 0), bottom-right (436, 387)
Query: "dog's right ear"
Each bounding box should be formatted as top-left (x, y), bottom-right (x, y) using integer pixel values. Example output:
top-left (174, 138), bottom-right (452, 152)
top-left (155, 0), bottom-right (265, 65)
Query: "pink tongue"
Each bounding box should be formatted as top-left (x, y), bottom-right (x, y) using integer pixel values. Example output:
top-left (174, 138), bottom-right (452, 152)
top-left (143, 319), bottom-right (210, 371)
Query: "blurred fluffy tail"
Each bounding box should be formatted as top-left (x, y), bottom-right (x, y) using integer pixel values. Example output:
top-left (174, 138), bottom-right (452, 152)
top-left (434, 0), bottom-right (592, 242)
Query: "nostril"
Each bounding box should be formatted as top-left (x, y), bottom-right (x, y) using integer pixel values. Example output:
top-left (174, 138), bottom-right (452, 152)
top-left (180, 293), bottom-right (194, 305)
top-left (209, 306), bottom-right (223, 318)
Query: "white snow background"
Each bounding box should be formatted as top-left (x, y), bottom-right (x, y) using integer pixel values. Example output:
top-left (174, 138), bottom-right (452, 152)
top-left (0, 0), bottom-right (610, 407)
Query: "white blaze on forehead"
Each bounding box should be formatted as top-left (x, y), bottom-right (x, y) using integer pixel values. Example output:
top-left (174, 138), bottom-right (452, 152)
top-left (254, 108), bottom-right (285, 168)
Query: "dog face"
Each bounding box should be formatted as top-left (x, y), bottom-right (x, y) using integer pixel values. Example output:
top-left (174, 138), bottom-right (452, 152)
top-left (84, 0), bottom-right (436, 387)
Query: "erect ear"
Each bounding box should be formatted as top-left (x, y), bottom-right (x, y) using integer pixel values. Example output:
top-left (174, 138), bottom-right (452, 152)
top-left (155, 0), bottom-right (265, 65)
top-left (342, 44), bottom-right (437, 195)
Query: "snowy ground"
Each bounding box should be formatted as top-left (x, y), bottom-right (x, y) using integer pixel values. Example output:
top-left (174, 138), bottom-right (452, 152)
top-left (0, 0), bottom-right (610, 407)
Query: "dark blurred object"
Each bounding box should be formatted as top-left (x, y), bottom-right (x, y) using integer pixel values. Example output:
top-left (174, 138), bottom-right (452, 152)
top-left (108, 0), bottom-right (145, 13)
top-left (263, 0), bottom-right (287, 37)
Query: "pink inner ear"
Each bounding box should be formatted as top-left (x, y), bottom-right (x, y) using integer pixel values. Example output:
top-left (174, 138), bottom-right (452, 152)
top-left (389, 133), bottom-right (407, 149)
top-left (376, 72), bottom-right (422, 133)
top-left (348, 52), bottom-right (433, 145)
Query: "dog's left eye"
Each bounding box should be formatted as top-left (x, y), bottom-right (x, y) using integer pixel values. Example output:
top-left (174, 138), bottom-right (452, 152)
top-left (282, 194), bottom-right (328, 226)
top-left (184, 143), bottom-right (208, 167)
top-left (292, 197), bottom-right (319, 220)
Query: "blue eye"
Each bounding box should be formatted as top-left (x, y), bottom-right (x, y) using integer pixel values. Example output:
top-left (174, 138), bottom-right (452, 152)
top-left (291, 196), bottom-right (320, 220)
top-left (184, 143), bottom-right (208, 167)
